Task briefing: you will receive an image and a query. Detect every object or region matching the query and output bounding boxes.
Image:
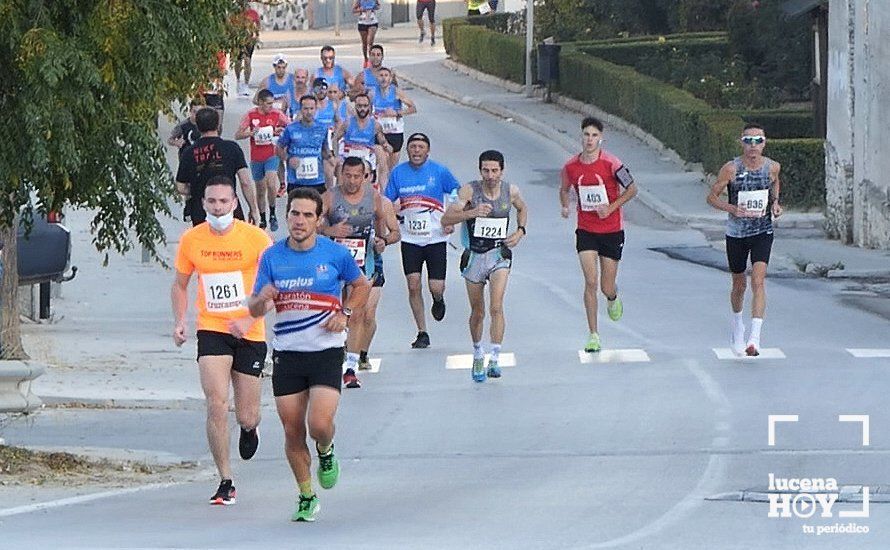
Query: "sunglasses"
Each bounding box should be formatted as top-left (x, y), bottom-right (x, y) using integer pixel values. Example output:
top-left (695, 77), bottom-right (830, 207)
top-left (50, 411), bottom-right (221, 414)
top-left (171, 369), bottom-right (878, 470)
top-left (741, 136), bottom-right (766, 145)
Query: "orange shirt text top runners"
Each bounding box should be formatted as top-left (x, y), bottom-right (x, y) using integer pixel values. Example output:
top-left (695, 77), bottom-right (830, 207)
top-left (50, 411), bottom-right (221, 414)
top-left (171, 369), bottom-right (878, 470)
top-left (175, 220), bottom-right (272, 342)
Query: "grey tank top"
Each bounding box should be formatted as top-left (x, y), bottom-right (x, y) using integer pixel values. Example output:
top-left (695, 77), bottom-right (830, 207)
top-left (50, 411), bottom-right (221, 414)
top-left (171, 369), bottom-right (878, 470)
top-left (327, 185), bottom-right (375, 239)
top-left (465, 180), bottom-right (511, 253)
top-left (726, 157), bottom-right (774, 238)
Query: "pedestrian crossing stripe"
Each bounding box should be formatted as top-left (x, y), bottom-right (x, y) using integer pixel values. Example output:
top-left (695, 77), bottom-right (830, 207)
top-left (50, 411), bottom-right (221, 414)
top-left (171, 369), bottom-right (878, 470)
top-left (847, 349), bottom-right (890, 358)
top-left (577, 349), bottom-right (651, 363)
top-left (445, 353), bottom-right (516, 369)
top-left (365, 358), bottom-right (382, 373)
top-left (712, 348), bottom-right (786, 360)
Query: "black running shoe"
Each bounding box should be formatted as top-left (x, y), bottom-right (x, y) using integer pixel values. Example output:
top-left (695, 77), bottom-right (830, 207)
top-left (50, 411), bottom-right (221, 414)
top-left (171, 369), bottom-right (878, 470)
top-left (258, 214), bottom-right (267, 230)
top-left (342, 368), bottom-right (361, 389)
top-left (431, 298), bottom-right (446, 321)
top-left (239, 427), bottom-right (259, 460)
top-left (411, 331), bottom-right (430, 349)
top-left (209, 479), bottom-right (236, 505)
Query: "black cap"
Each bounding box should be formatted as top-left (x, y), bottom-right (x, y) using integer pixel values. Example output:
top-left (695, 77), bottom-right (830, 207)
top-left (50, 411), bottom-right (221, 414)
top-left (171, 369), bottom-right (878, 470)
top-left (406, 132), bottom-right (430, 146)
top-left (312, 77), bottom-right (328, 88)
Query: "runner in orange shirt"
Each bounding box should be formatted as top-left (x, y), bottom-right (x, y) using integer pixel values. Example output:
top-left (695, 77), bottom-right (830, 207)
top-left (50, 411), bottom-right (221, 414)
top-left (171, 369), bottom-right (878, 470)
top-left (172, 176), bottom-right (273, 506)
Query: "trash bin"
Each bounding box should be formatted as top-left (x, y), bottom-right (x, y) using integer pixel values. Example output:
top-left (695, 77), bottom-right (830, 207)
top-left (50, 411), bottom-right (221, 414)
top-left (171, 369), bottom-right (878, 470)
top-left (537, 43), bottom-right (561, 84)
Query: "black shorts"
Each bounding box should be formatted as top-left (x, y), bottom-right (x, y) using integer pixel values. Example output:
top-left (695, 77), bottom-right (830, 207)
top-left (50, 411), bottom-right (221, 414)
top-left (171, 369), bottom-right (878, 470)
top-left (401, 241), bottom-right (447, 279)
top-left (196, 330), bottom-right (266, 377)
top-left (371, 266), bottom-right (385, 287)
top-left (358, 23), bottom-right (379, 32)
top-left (238, 43), bottom-right (256, 61)
top-left (384, 133), bottom-right (404, 152)
top-left (272, 347), bottom-right (344, 396)
top-left (416, 1), bottom-right (436, 21)
top-left (203, 92), bottom-right (225, 111)
top-left (726, 232), bottom-right (773, 274)
top-left (287, 182), bottom-right (327, 193)
top-left (576, 229), bottom-right (625, 261)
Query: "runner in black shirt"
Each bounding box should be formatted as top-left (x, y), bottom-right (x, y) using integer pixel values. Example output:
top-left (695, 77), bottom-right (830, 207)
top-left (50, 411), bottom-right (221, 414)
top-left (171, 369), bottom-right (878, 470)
top-left (176, 108), bottom-right (259, 226)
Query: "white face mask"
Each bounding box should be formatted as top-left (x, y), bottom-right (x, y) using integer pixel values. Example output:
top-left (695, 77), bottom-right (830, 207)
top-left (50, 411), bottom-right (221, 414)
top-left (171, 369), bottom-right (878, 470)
top-left (206, 210), bottom-right (235, 231)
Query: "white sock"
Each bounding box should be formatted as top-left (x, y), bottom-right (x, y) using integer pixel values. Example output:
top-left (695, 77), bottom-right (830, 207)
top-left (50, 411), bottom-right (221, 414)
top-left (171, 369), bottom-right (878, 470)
top-left (344, 352), bottom-right (359, 371)
top-left (490, 344), bottom-right (501, 362)
top-left (731, 311), bottom-right (745, 346)
top-left (472, 342), bottom-right (484, 360)
top-left (749, 318), bottom-right (763, 346)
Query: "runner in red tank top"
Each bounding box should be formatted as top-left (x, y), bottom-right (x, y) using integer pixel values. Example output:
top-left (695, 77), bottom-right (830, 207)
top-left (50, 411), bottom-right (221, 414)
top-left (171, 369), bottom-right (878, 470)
top-left (559, 117), bottom-right (637, 353)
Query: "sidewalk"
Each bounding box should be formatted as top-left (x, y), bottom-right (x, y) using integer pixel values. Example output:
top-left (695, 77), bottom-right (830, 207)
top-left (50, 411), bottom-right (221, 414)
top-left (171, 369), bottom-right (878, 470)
top-left (395, 59), bottom-right (890, 280)
top-left (259, 22), bottom-right (420, 49)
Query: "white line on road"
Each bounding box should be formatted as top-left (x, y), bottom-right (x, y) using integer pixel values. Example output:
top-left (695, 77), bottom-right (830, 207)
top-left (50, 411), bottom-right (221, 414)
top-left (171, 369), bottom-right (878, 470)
top-left (847, 348), bottom-right (890, 358)
top-left (0, 481), bottom-right (184, 518)
top-left (577, 349), bottom-right (651, 363)
top-left (365, 358), bottom-right (382, 373)
top-left (445, 353), bottom-right (516, 369)
top-left (712, 348), bottom-right (786, 360)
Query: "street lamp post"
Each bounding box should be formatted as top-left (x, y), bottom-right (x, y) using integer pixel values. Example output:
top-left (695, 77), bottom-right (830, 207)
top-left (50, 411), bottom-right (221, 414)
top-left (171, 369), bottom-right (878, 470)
top-left (525, 0), bottom-right (534, 97)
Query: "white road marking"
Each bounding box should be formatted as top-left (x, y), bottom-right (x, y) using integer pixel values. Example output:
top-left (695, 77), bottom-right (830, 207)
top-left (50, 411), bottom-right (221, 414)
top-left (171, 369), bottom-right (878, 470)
top-left (847, 348), bottom-right (890, 358)
top-left (366, 358), bottom-right (381, 373)
top-left (577, 349), bottom-right (651, 363)
top-left (713, 347), bottom-right (786, 360)
top-left (0, 482), bottom-right (183, 518)
top-left (445, 353), bottom-right (516, 369)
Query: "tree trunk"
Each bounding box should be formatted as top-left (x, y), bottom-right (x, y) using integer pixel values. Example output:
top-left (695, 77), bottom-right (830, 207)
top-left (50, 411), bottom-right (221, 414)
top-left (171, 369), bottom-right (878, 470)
top-left (0, 223), bottom-right (28, 360)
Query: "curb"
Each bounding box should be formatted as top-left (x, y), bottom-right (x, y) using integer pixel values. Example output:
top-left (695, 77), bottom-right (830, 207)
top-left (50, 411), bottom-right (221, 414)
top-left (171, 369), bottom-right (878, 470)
top-left (400, 59), bottom-right (825, 231)
top-left (40, 396), bottom-right (207, 410)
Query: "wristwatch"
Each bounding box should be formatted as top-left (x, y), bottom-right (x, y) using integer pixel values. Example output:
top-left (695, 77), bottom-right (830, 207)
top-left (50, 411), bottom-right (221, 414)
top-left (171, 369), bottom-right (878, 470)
top-left (517, 225), bottom-right (527, 235)
top-left (341, 307), bottom-right (353, 318)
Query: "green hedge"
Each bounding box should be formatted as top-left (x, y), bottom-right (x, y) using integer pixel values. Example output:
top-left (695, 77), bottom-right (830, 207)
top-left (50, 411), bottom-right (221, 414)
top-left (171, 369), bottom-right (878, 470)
top-left (445, 24), bottom-right (525, 84)
top-left (728, 110), bottom-right (816, 139)
top-left (444, 22), bottom-right (824, 208)
top-left (764, 139), bottom-right (825, 209)
top-left (577, 37), bottom-right (729, 68)
top-left (567, 31), bottom-right (727, 48)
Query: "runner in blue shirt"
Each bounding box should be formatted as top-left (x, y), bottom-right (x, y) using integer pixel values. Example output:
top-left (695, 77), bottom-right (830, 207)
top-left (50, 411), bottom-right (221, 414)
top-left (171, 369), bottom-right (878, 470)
top-left (248, 187), bottom-right (370, 522)
top-left (384, 132), bottom-right (460, 348)
top-left (276, 95), bottom-right (330, 192)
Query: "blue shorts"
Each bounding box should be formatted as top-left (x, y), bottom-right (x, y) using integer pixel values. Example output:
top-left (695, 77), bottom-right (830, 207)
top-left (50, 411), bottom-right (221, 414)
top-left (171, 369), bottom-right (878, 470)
top-left (251, 157), bottom-right (280, 182)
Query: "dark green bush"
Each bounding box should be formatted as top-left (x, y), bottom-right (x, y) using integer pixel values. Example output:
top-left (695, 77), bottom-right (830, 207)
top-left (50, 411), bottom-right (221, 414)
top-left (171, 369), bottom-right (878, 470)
top-left (447, 24), bottom-right (525, 84)
top-left (764, 139), bottom-right (825, 209)
top-left (578, 37), bottom-right (729, 69)
top-left (729, 110), bottom-right (816, 139)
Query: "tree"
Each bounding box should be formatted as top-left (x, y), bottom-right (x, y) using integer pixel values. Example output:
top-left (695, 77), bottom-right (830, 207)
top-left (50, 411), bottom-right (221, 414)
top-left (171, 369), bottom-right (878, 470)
top-left (0, 0), bottom-right (245, 359)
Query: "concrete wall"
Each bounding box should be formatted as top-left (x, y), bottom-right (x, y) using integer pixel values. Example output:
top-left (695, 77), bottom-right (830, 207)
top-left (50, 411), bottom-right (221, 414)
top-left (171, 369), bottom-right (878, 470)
top-left (825, 0), bottom-right (890, 249)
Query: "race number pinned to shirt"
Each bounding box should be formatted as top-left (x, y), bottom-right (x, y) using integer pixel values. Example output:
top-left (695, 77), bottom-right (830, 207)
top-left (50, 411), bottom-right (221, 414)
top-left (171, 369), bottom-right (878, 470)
top-left (358, 10), bottom-right (375, 23)
top-left (379, 116), bottom-right (404, 134)
top-left (404, 210), bottom-right (431, 237)
top-left (579, 184), bottom-right (610, 211)
top-left (473, 217), bottom-right (508, 239)
top-left (272, 100), bottom-right (284, 111)
top-left (478, 2), bottom-right (492, 14)
top-left (335, 238), bottom-right (367, 267)
top-left (737, 189), bottom-right (768, 217)
top-left (254, 125), bottom-right (274, 145)
top-left (295, 157), bottom-right (319, 180)
top-left (202, 271), bottom-right (246, 312)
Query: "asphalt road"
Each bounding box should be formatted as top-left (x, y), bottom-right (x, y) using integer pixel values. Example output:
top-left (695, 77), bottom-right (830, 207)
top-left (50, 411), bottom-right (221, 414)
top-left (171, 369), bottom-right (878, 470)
top-left (2, 41), bottom-right (889, 549)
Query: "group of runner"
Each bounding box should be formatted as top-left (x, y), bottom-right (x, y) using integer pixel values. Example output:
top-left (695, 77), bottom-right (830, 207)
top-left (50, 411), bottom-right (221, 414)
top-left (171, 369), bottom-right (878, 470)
top-left (169, 28), bottom-right (783, 522)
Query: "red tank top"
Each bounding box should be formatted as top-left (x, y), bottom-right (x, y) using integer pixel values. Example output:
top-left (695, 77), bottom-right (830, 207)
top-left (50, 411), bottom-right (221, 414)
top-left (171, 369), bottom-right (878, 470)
top-left (563, 150), bottom-right (625, 234)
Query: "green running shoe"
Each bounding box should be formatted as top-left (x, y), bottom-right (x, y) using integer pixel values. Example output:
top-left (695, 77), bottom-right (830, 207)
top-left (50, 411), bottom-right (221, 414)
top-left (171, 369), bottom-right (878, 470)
top-left (486, 359), bottom-right (501, 378)
top-left (292, 493), bottom-right (320, 522)
top-left (584, 333), bottom-right (601, 353)
top-left (472, 356), bottom-right (486, 382)
top-left (608, 296), bottom-right (623, 321)
top-left (317, 445), bottom-right (340, 489)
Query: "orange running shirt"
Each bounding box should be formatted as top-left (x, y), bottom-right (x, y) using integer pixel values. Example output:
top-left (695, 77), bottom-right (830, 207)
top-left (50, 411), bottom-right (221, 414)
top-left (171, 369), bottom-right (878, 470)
top-left (174, 220), bottom-right (272, 342)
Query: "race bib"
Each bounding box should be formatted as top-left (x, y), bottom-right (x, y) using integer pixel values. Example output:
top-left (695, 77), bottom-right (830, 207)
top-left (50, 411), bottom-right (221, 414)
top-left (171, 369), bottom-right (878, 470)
top-left (379, 116), bottom-right (404, 134)
top-left (335, 237), bottom-right (367, 267)
top-left (473, 217), bottom-right (508, 239)
top-left (478, 2), bottom-right (492, 14)
top-left (737, 189), bottom-right (768, 216)
top-left (404, 210), bottom-right (431, 237)
top-left (254, 125), bottom-right (274, 145)
top-left (579, 184), bottom-right (610, 211)
top-left (295, 157), bottom-right (319, 180)
top-left (358, 9), bottom-right (375, 23)
top-left (344, 145), bottom-right (371, 160)
top-left (202, 271), bottom-right (245, 312)
top-left (272, 100), bottom-right (283, 111)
